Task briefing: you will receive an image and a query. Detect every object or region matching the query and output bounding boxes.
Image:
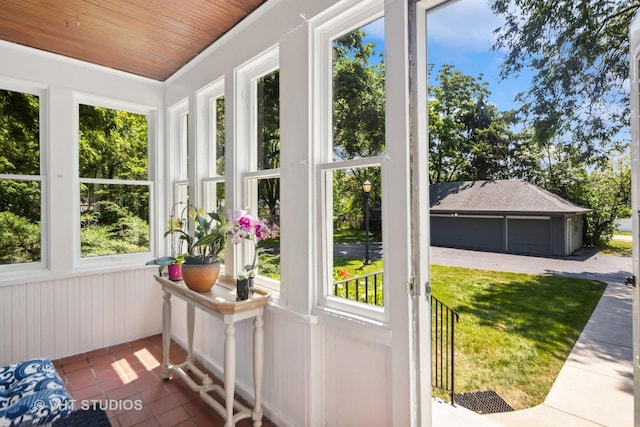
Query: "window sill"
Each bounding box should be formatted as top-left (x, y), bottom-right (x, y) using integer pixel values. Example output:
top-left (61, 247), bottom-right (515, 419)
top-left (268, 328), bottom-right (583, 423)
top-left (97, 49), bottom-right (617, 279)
top-left (0, 257), bottom-right (154, 288)
top-left (312, 305), bottom-right (392, 345)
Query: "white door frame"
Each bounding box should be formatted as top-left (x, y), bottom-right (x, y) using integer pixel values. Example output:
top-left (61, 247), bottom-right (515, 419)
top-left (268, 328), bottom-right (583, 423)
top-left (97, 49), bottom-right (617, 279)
top-left (627, 12), bottom-right (640, 427)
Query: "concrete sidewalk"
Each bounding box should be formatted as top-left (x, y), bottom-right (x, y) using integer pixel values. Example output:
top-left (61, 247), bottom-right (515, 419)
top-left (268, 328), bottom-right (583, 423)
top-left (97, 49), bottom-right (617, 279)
top-left (430, 247), bottom-right (634, 427)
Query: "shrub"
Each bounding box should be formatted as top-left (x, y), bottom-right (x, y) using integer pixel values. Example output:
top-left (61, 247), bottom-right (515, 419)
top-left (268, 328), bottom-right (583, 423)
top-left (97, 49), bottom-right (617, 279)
top-left (0, 211), bottom-right (40, 264)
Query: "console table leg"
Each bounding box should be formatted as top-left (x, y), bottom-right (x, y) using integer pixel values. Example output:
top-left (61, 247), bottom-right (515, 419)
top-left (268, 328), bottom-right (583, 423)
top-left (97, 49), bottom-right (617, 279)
top-left (162, 291), bottom-right (172, 379)
top-left (187, 303), bottom-right (195, 363)
top-left (253, 311), bottom-right (264, 427)
top-left (224, 322), bottom-right (236, 427)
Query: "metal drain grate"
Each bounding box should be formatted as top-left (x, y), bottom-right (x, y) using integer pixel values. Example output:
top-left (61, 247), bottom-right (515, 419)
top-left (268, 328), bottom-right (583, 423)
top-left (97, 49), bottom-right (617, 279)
top-left (453, 390), bottom-right (514, 414)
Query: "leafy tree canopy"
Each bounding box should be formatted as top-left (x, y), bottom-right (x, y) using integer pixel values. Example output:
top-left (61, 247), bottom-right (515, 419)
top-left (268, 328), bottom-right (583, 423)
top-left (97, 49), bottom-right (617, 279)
top-left (428, 64), bottom-right (532, 183)
top-left (490, 0), bottom-right (639, 162)
top-left (333, 29), bottom-right (385, 160)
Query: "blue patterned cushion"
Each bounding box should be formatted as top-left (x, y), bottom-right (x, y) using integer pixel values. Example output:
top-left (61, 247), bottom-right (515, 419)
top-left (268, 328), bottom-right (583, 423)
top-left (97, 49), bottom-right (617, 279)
top-left (0, 358), bottom-right (72, 426)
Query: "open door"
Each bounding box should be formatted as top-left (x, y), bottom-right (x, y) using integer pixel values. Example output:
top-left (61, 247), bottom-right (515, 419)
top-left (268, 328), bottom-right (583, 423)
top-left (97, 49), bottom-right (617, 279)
top-left (628, 12), bottom-right (640, 427)
top-left (407, 1), bottom-right (432, 424)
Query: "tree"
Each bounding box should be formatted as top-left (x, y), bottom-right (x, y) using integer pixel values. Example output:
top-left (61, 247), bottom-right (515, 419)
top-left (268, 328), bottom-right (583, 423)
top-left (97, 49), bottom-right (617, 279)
top-left (574, 156), bottom-right (630, 245)
top-left (333, 29), bottom-right (385, 160)
top-left (79, 104), bottom-right (149, 224)
top-left (332, 28), bottom-right (386, 228)
top-left (256, 70), bottom-right (281, 223)
top-left (0, 89), bottom-right (41, 223)
top-left (428, 64), bottom-right (530, 183)
top-left (490, 0), bottom-right (638, 162)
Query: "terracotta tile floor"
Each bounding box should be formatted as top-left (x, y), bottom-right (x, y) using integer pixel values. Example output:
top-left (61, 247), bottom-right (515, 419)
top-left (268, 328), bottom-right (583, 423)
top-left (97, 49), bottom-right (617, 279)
top-left (52, 334), bottom-right (277, 427)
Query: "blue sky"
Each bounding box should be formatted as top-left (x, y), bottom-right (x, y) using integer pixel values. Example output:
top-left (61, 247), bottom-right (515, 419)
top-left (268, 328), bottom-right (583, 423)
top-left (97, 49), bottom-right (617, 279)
top-left (362, 0), bottom-right (533, 112)
top-left (426, 0), bottom-right (532, 112)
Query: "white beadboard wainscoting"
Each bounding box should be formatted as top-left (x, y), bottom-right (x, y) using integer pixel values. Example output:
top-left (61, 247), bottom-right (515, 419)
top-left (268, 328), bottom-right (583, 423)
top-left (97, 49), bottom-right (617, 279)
top-left (170, 294), bottom-right (394, 427)
top-left (170, 297), bottom-right (312, 427)
top-left (2, 271), bottom-right (396, 426)
top-left (0, 269), bottom-right (163, 366)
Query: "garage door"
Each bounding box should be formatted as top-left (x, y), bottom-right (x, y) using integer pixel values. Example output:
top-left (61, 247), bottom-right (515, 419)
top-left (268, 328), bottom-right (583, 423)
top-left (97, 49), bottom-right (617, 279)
top-left (507, 217), bottom-right (551, 255)
top-left (431, 216), bottom-right (504, 252)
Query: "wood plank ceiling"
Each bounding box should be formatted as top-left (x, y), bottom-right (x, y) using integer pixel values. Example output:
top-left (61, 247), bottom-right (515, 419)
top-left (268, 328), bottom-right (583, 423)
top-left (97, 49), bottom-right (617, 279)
top-left (0, 0), bottom-right (267, 81)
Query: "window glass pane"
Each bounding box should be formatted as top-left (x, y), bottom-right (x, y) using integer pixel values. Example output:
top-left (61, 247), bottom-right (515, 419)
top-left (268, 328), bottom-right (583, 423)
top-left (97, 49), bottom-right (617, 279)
top-left (0, 180), bottom-right (41, 264)
top-left (257, 70), bottom-right (280, 170)
top-left (80, 183), bottom-right (150, 257)
top-left (328, 165), bottom-right (383, 306)
top-left (332, 18), bottom-right (385, 161)
top-left (246, 177), bottom-right (280, 280)
top-left (79, 104), bottom-right (150, 258)
top-left (216, 97), bottom-right (225, 175)
top-left (0, 89), bottom-right (41, 265)
top-left (0, 90), bottom-right (40, 175)
top-left (204, 180), bottom-right (225, 214)
top-left (79, 104), bottom-right (148, 180)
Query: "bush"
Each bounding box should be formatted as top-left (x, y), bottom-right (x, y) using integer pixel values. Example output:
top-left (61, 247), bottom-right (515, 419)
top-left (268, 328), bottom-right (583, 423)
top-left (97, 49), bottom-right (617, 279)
top-left (0, 211), bottom-right (40, 264)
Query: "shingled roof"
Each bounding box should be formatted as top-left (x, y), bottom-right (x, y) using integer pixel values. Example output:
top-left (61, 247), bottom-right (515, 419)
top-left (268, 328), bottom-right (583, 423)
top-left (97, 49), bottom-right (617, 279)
top-left (430, 180), bottom-right (591, 215)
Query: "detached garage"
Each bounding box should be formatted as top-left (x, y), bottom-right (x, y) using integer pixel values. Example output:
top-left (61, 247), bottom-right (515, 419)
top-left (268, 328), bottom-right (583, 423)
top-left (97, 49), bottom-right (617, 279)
top-left (430, 180), bottom-right (591, 256)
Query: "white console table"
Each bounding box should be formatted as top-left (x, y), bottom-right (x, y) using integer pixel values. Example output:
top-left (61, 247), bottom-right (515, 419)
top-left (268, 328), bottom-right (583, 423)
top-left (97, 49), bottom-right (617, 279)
top-left (154, 275), bottom-right (269, 427)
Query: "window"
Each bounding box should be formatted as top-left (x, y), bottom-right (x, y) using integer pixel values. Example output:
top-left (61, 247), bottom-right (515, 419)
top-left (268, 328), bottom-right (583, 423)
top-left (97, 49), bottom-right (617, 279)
top-left (251, 70), bottom-right (280, 280)
top-left (237, 48), bottom-right (281, 286)
top-left (198, 81), bottom-right (226, 265)
top-left (315, 6), bottom-right (387, 319)
top-left (0, 87), bottom-right (44, 267)
top-left (198, 82), bottom-right (226, 213)
top-left (78, 102), bottom-right (152, 258)
top-left (170, 100), bottom-right (189, 211)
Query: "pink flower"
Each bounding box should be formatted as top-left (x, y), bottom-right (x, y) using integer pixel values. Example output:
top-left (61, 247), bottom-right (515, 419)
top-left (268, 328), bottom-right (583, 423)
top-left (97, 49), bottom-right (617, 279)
top-left (239, 216), bottom-right (251, 229)
top-left (226, 209), bottom-right (279, 279)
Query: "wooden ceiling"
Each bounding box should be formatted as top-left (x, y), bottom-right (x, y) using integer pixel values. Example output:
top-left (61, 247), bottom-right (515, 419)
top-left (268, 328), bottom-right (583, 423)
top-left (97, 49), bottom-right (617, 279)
top-left (0, 0), bottom-right (267, 81)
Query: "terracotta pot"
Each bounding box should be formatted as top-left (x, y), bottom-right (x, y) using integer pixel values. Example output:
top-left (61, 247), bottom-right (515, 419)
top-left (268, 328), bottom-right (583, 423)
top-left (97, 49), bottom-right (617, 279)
top-left (181, 261), bottom-right (220, 292)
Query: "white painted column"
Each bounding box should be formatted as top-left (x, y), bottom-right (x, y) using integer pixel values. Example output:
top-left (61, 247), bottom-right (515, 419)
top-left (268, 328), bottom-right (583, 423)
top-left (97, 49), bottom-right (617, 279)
top-left (278, 17), bottom-right (324, 427)
top-left (48, 88), bottom-right (77, 273)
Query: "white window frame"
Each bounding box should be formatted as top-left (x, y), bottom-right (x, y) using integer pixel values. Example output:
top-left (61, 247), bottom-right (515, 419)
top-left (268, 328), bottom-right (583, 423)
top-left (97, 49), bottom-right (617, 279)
top-left (169, 98), bottom-right (190, 209)
top-left (165, 99), bottom-right (190, 261)
top-left (312, 0), bottom-right (387, 323)
top-left (0, 80), bottom-right (48, 274)
top-left (75, 94), bottom-right (156, 268)
top-left (235, 45), bottom-right (281, 290)
top-left (196, 78), bottom-right (226, 213)
top-left (318, 157), bottom-right (386, 321)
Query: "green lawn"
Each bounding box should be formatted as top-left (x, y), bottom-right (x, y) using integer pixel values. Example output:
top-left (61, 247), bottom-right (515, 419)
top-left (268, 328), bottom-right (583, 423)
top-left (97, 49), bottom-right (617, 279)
top-left (600, 238), bottom-right (632, 257)
top-left (431, 265), bottom-right (606, 410)
top-left (281, 228), bottom-right (611, 410)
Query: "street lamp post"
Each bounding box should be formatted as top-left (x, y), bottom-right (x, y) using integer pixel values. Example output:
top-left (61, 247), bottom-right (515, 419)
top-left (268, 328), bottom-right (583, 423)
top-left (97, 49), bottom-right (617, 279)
top-left (363, 180), bottom-right (372, 265)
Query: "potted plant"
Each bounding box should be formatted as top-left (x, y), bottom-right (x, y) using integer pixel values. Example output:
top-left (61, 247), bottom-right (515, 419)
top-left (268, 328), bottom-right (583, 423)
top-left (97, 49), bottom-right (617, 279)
top-left (166, 206), bottom-right (229, 292)
top-left (227, 209), bottom-right (278, 300)
top-left (146, 202), bottom-right (190, 281)
top-left (146, 254), bottom-right (185, 281)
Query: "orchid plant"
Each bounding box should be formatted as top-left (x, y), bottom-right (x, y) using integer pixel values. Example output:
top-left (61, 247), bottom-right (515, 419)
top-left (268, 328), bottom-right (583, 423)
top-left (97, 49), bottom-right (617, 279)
top-left (147, 203), bottom-right (229, 275)
top-left (227, 209), bottom-right (278, 280)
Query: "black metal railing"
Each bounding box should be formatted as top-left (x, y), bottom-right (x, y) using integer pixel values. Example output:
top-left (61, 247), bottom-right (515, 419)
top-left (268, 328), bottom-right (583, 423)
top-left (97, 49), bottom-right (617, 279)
top-left (333, 270), bottom-right (384, 306)
top-left (432, 295), bottom-right (459, 404)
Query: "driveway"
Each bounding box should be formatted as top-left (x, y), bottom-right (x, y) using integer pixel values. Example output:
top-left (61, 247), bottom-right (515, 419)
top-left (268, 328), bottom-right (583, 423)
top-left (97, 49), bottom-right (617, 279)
top-left (430, 246), bottom-right (632, 284)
